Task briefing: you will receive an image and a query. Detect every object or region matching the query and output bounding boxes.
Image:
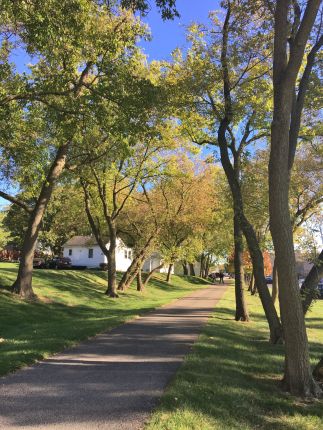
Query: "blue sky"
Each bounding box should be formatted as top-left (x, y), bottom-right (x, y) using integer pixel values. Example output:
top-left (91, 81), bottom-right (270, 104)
top-left (140, 0), bottom-right (219, 60)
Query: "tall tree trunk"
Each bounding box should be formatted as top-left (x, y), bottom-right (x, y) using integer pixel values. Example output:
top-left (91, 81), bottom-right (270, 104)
top-left (118, 234), bottom-right (156, 291)
top-left (248, 270), bottom-right (254, 292)
top-left (215, 2), bottom-right (281, 343)
top-left (272, 258), bottom-right (279, 305)
top-left (118, 254), bottom-right (143, 291)
top-left (182, 261), bottom-right (188, 275)
top-left (166, 263), bottom-right (173, 283)
top-left (234, 216), bottom-right (249, 321)
top-left (118, 263), bottom-right (135, 291)
top-left (269, 0), bottom-right (321, 398)
top-left (251, 280), bottom-right (258, 296)
top-left (189, 262), bottom-right (195, 276)
top-left (217, 123), bottom-right (282, 342)
top-left (302, 249), bottom-right (323, 315)
top-left (204, 254), bottom-right (210, 278)
top-left (239, 211), bottom-right (282, 342)
top-left (200, 253), bottom-right (205, 277)
top-left (226, 184), bottom-right (281, 341)
top-left (11, 143), bottom-right (69, 299)
top-left (270, 154), bottom-right (318, 394)
top-left (136, 266), bottom-right (144, 291)
top-left (143, 263), bottom-right (164, 289)
top-left (269, 54), bottom-right (318, 397)
top-left (105, 221), bottom-right (118, 297)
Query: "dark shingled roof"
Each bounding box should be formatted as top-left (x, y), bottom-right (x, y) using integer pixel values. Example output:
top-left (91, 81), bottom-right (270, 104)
top-left (63, 236), bottom-right (99, 247)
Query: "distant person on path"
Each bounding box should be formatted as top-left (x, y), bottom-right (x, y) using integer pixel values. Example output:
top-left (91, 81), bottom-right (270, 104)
top-left (219, 272), bottom-right (224, 284)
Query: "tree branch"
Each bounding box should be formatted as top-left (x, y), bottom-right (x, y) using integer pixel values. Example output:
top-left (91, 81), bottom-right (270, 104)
top-left (0, 190), bottom-right (33, 213)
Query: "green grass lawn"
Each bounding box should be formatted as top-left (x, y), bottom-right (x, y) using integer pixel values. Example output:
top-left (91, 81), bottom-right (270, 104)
top-left (0, 262), bottom-right (210, 376)
top-left (147, 282), bottom-right (323, 430)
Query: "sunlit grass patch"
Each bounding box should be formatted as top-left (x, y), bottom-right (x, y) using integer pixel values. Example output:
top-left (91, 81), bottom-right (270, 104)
top-left (146, 284), bottom-right (323, 430)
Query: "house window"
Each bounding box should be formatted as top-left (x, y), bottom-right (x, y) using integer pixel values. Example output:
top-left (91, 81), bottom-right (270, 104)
top-left (127, 250), bottom-right (132, 259)
top-left (68, 249), bottom-right (72, 256)
top-left (124, 250), bottom-right (128, 258)
top-left (88, 249), bottom-right (93, 258)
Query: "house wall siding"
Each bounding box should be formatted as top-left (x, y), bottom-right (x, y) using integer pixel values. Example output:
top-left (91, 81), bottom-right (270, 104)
top-left (143, 253), bottom-right (173, 274)
top-left (63, 238), bottom-right (132, 271)
top-left (63, 245), bottom-right (104, 268)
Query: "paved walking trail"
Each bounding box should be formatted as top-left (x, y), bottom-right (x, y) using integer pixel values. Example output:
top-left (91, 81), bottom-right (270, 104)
top-left (0, 283), bottom-right (227, 430)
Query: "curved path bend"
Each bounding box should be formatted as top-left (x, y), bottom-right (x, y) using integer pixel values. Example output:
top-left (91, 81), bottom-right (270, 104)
top-left (0, 283), bottom-right (227, 430)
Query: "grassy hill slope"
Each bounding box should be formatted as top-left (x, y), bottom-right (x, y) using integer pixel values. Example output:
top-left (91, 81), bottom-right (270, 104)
top-left (0, 262), bottom-right (210, 376)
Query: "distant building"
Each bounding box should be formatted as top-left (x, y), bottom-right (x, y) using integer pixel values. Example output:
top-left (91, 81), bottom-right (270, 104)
top-left (62, 236), bottom-right (132, 270)
top-left (142, 252), bottom-right (172, 274)
top-left (295, 252), bottom-right (314, 279)
top-left (270, 251), bottom-right (314, 279)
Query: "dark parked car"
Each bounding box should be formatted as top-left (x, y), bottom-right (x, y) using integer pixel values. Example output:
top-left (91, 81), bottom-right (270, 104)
top-left (265, 276), bottom-right (273, 284)
top-left (46, 257), bottom-right (72, 269)
top-left (33, 258), bottom-right (46, 269)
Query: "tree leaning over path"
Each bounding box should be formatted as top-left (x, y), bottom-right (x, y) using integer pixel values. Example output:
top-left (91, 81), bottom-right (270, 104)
top-left (269, 0), bottom-right (322, 397)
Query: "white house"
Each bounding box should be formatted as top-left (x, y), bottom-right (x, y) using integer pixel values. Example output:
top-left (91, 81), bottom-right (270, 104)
top-left (62, 236), bottom-right (132, 270)
top-left (142, 252), bottom-right (173, 274)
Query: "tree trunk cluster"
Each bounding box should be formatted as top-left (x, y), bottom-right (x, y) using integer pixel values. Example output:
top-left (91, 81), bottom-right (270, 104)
top-left (118, 234), bottom-right (156, 291)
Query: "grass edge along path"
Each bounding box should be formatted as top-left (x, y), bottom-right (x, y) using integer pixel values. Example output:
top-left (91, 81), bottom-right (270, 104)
top-left (0, 262), bottom-right (211, 377)
top-left (146, 283), bottom-right (323, 430)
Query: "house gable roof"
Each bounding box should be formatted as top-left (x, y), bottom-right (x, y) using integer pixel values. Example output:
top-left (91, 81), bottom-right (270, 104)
top-left (63, 235), bottom-right (132, 249)
top-left (63, 236), bottom-right (99, 247)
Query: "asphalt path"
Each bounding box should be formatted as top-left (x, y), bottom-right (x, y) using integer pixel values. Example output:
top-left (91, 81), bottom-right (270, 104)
top-left (0, 283), bottom-right (227, 430)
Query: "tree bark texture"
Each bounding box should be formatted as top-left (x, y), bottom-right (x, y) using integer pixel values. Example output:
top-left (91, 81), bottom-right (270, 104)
top-left (118, 254), bottom-right (143, 291)
top-left (248, 271), bottom-right (254, 292)
top-left (272, 258), bottom-right (279, 305)
top-left (105, 221), bottom-right (118, 297)
top-left (189, 262), bottom-right (195, 276)
top-left (136, 267), bottom-right (144, 291)
top-left (218, 121), bottom-right (282, 342)
top-left (204, 254), bottom-right (210, 278)
top-left (269, 0), bottom-right (321, 397)
top-left (200, 253), bottom-right (205, 277)
top-left (234, 216), bottom-right (249, 321)
top-left (213, 3), bottom-right (282, 343)
top-left (166, 263), bottom-right (173, 283)
top-left (117, 234), bottom-right (156, 291)
top-left (11, 143), bottom-right (69, 299)
top-left (182, 261), bottom-right (188, 275)
top-left (251, 281), bottom-right (258, 296)
top-left (142, 263), bottom-right (164, 289)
